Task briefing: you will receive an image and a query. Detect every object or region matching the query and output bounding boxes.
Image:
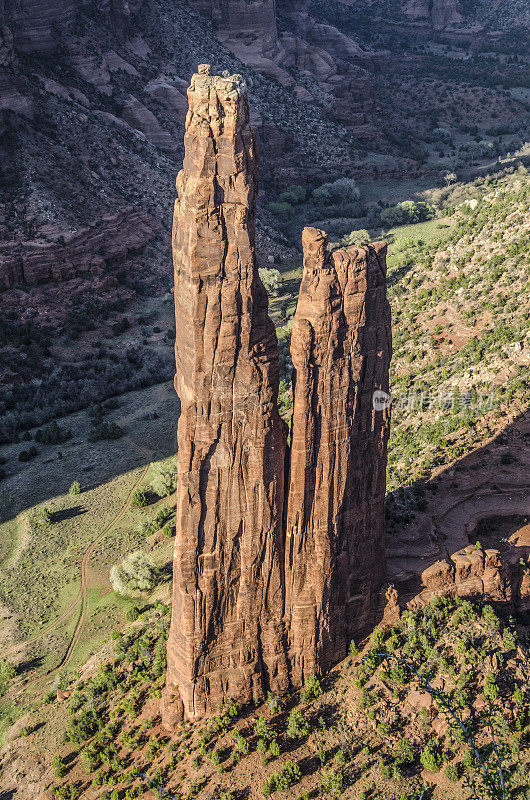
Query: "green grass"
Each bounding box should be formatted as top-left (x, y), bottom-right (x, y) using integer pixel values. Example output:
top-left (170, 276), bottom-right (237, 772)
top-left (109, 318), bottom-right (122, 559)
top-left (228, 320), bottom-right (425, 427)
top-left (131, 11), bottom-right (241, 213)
top-left (384, 217), bottom-right (455, 271)
top-left (0, 382), bottom-right (180, 725)
top-left (0, 518), bottom-right (18, 567)
top-left (0, 467), bottom-right (145, 637)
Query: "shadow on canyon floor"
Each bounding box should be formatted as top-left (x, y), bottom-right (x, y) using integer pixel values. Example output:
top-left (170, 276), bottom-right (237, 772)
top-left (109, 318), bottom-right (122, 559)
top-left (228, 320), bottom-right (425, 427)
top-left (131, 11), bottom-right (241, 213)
top-left (0, 381), bottom-right (181, 529)
top-left (385, 406), bottom-right (530, 622)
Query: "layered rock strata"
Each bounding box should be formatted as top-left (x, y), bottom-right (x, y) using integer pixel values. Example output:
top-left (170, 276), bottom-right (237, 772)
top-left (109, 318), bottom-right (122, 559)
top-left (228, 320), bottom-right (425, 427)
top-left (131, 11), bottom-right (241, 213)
top-left (285, 228), bottom-right (392, 686)
top-left (190, 0), bottom-right (279, 56)
top-left (162, 65), bottom-right (289, 724)
top-left (0, 209), bottom-right (159, 288)
top-left (163, 67), bottom-right (392, 723)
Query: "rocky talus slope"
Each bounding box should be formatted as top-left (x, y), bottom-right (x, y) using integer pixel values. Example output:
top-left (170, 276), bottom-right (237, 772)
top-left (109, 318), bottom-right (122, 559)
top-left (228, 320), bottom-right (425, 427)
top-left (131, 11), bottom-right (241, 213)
top-left (163, 67), bottom-right (392, 722)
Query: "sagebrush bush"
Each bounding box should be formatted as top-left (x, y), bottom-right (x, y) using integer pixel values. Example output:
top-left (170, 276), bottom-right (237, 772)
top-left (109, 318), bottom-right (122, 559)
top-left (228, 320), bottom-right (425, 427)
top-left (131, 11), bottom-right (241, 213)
top-left (259, 267), bottom-right (281, 296)
top-left (312, 177), bottom-right (360, 206)
top-left (110, 551), bottom-right (159, 596)
top-left (150, 458), bottom-right (178, 498)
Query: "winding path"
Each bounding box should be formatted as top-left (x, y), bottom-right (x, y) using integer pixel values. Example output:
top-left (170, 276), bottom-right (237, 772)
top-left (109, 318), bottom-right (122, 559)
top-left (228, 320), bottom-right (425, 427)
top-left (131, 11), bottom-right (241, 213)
top-left (14, 437), bottom-right (153, 683)
top-left (48, 442), bottom-right (151, 674)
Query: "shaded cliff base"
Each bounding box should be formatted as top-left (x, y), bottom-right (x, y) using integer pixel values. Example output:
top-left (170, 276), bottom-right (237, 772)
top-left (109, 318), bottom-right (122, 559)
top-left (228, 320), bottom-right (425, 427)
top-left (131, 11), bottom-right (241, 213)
top-left (387, 405), bottom-right (530, 618)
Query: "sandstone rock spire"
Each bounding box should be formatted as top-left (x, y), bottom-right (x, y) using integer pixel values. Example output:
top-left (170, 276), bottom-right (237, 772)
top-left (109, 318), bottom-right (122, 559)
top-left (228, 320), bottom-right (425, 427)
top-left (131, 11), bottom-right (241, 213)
top-left (163, 68), bottom-right (392, 725)
top-left (285, 228), bottom-right (392, 686)
top-left (162, 65), bottom-right (289, 724)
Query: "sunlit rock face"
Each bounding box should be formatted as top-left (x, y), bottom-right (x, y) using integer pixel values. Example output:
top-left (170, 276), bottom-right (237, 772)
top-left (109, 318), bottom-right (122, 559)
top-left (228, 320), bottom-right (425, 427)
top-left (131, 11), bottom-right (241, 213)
top-left (285, 228), bottom-right (392, 687)
top-left (163, 67), bottom-right (391, 725)
top-left (162, 65), bottom-right (289, 723)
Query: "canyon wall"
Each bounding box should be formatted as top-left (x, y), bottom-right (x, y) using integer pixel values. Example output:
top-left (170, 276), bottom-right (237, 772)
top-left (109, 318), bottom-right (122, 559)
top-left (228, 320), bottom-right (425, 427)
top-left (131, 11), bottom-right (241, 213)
top-left (1, 0), bottom-right (133, 50)
top-left (0, 209), bottom-right (159, 288)
top-left (161, 65), bottom-right (290, 724)
top-left (190, 0), bottom-right (279, 56)
top-left (163, 67), bottom-right (392, 723)
top-left (285, 228), bottom-right (392, 686)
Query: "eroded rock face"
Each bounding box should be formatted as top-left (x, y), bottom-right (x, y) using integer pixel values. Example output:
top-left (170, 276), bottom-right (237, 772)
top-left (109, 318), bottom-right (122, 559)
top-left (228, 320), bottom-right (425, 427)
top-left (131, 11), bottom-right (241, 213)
top-left (163, 68), bottom-right (392, 723)
top-left (285, 229), bottom-right (392, 685)
top-left (0, 208), bottom-right (159, 288)
top-left (162, 65), bottom-right (289, 723)
top-left (3, 0), bottom-right (81, 51)
top-left (191, 0), bottom-right (278, 56)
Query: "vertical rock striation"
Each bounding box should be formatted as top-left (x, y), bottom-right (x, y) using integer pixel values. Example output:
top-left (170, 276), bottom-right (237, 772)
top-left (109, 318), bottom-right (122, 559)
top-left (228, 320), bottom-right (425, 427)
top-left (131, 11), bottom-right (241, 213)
top-left (162, 65), bottom-right (289, 724)
top-left (163, 68), bottom-right (392, 725)
top-left (285, 228), bottom-right (392, 686)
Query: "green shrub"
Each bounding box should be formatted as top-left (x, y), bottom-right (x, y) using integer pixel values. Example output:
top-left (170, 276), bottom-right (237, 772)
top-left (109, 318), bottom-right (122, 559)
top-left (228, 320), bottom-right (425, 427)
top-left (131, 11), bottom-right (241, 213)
top-left (265, 760), bottom-right (301, 792)
top-left (381, 200), bottom-right (434, 227)
top-left (150, 459), bottom-right (178, 498)
top-left (35, 506), bottom-right (53, 526)
top-left (340, 229), bottom-right (370, 247)
top-left (52, 755), bottom-right (67, 778)
top-left (348, 640), bottom-right (359, 655)
top-left (278, 185), bottom-right (307, 205)
top-left (232, 731), bottom-right (249, 756)
top-left (320, 768), bottom-right (344, 796)
top-left (161, 523), bottom-right (174, 538)
top-left (267, 692), bottom-right (282, 714)
top-left (254, 716), bottom-right (272, 740)
top-left (420, 739), bottom-right (443, 772)
top-left (268, 739), bottom-right (280, 758)
top-left (286, 709), bottom-right (309, 739)
top-left (67, 708), bottom-right (100, 743)
top-left (131, 489), bottom-right (149, 508)
top-left (88, 421), bottom-right (122, 442)
top-left (35, 421), bottom-right (71, 445)
top-left (0, 659), bottom-right (16, 696)
top-left (267, 201), bottom-right (295, 220)
top-left (484, 672), bottom-right (500, 700)
top-left (312, 177), bottom-right (360, 206)
top-left (445, 762), bottom-right (460, 782)
top-left (68, 480), bottom-right (81, 495)
top-left (259, 267), bottom-right (281, 296)
top-left (154, 506), bottom-right (171, 528)
top-left (110, 551), bottom-right (159, 596)
top-left (503, 628), bottom-right (516, 650)
top-left (300, 675), bottom-right (323, 702)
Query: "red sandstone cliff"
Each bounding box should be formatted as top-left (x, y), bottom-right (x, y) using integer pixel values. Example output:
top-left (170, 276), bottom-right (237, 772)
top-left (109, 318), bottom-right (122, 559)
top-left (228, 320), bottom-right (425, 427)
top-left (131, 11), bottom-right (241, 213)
top-left (285, 228), bottom-right (392, 685)
top-left (0, 209), bottom-right (159, 288)
top-left (162, 65), bottom-right (289, 724)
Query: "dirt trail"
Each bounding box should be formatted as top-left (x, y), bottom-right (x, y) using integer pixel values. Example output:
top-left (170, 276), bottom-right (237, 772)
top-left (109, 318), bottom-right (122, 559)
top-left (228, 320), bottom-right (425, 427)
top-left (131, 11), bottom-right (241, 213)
top-left (8, 436), bottom-right (153, 685)
top-left (47, 436), bottom-right (152, 675)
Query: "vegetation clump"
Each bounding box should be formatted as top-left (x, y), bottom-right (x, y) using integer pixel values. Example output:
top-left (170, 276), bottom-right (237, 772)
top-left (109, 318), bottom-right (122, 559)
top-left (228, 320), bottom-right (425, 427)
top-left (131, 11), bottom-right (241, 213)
top-left (110, 551), bottom-right (160, 596)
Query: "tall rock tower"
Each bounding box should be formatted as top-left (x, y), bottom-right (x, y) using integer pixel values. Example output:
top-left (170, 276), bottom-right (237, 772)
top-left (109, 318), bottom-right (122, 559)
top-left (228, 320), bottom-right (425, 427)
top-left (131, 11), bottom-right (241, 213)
top-left (285, 228), bottom-right (392, 686)
top-left (163, 67), bottom-right (391, 725)
top-left (162, 65), bottom-right (289, 725)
